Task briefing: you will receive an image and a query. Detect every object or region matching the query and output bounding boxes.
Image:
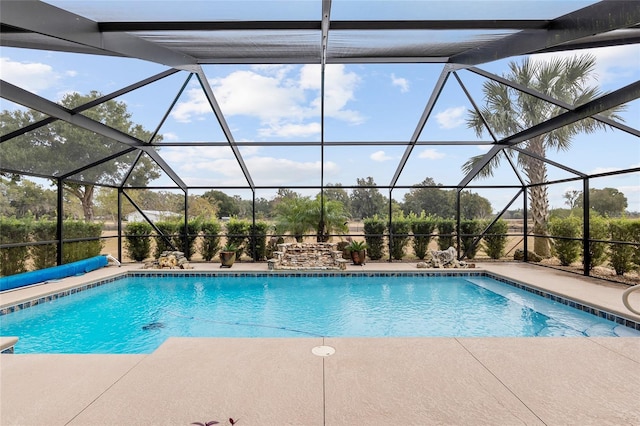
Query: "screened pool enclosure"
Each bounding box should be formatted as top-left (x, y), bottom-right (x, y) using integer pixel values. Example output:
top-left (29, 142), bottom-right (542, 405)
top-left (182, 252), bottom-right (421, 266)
top-left (1, 1), bottom-right (639, 282)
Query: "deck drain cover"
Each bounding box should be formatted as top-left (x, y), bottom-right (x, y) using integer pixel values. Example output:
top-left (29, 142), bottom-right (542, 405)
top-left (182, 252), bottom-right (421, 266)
top-left (312, 345), bottom-right (335, 357)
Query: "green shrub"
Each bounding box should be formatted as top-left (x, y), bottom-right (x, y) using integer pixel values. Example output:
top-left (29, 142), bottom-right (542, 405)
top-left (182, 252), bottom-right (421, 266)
top-left (436, 218), bottom-right (455, 250)
top-left (0, 218), bottom-right (31, 276)
top-left (410, 214), bottom-right (436, 260)
top-left (549, 216), bottom-right (581, 266)
top-left (225, 218), bottom-right (250, 259)
top-left (62, 220), bottom-right (104, 264)
top-left (199, 220), bottom-right (222, 261)
top-left (363, 216), bottom-right (386, 260)
top-left (459, 219), bottom-right (482, 259)
top-left (31, 220), bottom-right (57, 269)
top-left (608, 219), bottom-right (635, 275)
top-left (483, 219), bottom-right (508, 260)
top-left (248, 221), bottom-right (269, 261)
top-left (585, 214), bottom-right (608, 270)
top-left (389, 216), bottom-right (411, 260)
top-left (181, 219), bottom-right (202, 260)
top-left (124, 222), bottom-right (153, 261)
top-left (628, 219), bottom-right (640, 269)
top-left (154, 221), bottom-right (180, 258)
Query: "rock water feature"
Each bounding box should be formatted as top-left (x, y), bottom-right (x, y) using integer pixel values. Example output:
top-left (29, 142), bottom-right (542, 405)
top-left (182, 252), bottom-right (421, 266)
top-left (416, 247), bottom-right (472, 269)
top-left (268, 242), bottom-right (348, 270)
top-left (143, 251), bottom-right (193, 269)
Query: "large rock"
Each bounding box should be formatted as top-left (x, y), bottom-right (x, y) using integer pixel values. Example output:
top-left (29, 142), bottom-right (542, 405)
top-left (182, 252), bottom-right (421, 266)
top-left (513, 249), bottom-right (543, 262)
top-left (417, 247), bottom-right (468, 269)
top-left (144, 251), bottom-right (192, 269)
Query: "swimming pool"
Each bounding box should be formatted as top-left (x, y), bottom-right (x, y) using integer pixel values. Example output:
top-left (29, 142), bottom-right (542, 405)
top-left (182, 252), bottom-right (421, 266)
top-left (1, 272), bottom-right (639, 354)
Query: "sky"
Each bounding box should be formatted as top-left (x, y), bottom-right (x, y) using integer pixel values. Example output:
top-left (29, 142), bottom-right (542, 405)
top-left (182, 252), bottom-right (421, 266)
top-left (1, 9), bottom-right (639, 213)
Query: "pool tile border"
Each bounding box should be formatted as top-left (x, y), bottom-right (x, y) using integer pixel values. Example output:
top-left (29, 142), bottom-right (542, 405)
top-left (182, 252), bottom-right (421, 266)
top-left (1, 271), bottom-right (638, 332)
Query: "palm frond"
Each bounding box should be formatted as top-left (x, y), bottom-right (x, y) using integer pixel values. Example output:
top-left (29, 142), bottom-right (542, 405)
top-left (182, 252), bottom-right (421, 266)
top-left (460, 151), bottom-right (506, 180)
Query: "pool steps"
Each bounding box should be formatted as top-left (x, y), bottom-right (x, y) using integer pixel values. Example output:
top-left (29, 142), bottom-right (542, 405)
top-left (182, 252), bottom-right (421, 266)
top-left (0, 336), bottom-right (18, 354)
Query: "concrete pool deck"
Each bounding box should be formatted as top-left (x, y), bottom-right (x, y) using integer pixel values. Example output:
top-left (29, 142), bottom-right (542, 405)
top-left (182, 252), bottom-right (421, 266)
top-left (1, 261), bottom-right (639, 425)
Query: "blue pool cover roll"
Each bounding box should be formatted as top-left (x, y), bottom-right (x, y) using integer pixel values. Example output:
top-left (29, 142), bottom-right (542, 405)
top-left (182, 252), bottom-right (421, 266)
top-left (0, 255), bottom-right (109, 291)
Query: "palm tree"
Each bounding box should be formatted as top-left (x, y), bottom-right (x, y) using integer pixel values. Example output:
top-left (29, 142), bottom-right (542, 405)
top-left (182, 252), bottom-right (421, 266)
top-left (312, 198), bottom-right (349, 242)
top-left (274, 197), bottom-right (314, 242)
top-left (463, 54), bottom-right (625, 257)
top-left (274, 196), bottom-right (349, 242)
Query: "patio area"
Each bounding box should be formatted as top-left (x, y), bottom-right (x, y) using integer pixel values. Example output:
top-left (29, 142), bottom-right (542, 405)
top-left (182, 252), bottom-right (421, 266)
top-left (1, 262), bottom-right (639, 425)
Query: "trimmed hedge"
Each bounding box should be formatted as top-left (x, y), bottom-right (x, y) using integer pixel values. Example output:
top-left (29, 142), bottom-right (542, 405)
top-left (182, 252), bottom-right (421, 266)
top-left (0, 218), bottom-right (31, 276)
top-left (61, 220), bottom-right (104, 264)
top-left (410, 214), bottom-right (436, 260)
top-left (199, 220), bottom-right (222, 261)
top-left (31, 220), bottom-right (57, 269)
top-left (608, 219), bottom-right (635, 275)
top-left (363, 216), bottom-right (386, 260)
top-left (549, 216), bottom-right (582, 266)
top-left (483, 219), bottom-right (508, 260)
top-left (460, 219), bottom-right (482, 260)
top-left (586, 214), bottom-right (608, 270)
top-left (437, 219), bottom-right (455, 250)
top-left (389, 216), bottom-right (411, 260)
top-left (181, 219), bottom-right (202, 260)
top-left (154, 221), bottom-right (180, 258)
top-left (225, 218), bottom-right (250, 259)
top-left (124, 222), bottom-right (153, 261)
top-left (247, 221), bottom-right (270, 261)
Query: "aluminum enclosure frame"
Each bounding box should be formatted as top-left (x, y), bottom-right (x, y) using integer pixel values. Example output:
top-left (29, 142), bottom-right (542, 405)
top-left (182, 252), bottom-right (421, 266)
top-left (1, 0), bottom-right (639, 275)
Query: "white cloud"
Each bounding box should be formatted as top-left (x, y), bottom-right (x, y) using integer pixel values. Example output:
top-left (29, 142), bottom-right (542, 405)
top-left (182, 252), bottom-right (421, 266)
top-left (370, 150), bottom-right (392, 162)
top-left (418, 149), bottom-right (445, 160)
top-left (170, 64), bottom-right (365, 137)
top-left (0, 57), bottom-right (59, 94)
top-left (391, 73), bottom-right (409, 93)
top-left (435, 106), bottom-right (466, 129)
top-left (589, 166), bottom-right (619, 175)
top-left (161, 132), bottom-right (179, 141)
top-left (258, 122), bottom-right (321, 138)
top-left (179, 154), bottom-right (339, 187)
top-left (170, 87), bottom-right (212, 122)
top-left (313, 64), bottom-right (365, 124)
top-left (163, 146), bottom-right (236, 166)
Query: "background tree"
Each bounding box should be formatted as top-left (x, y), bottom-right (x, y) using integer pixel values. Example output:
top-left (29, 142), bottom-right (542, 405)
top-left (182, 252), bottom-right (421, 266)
top-left (187, 195), bottom-right (218, 219)
top-left (253, 197), bottom-right (272, 219)
top-left (350, 177), bottom-right (387, 219)
top-left (94, 188), bottom-right (119, 222)
top-left (201, 190), bottom-right (241, 218)
top-left (0, 91), bottom-right (161, 220)
top-left (459, 191), bottom-right (493, 220)
top-left (576, 187), bottom-right (628, 217)
top-left (324, 183), bottom-right (352, 216)
top-left (563, 190), bottom-right (581, 209)
top-left (401, 178), bottom-right (491, 219)
top-left (0, 177), bottom-right (56, 219)
top-left (132, 189), bottom-right (183, 213)
top-left (402, 178), bottom-right (454, 218)
top-left (464, 54), bottom-right (625, 257)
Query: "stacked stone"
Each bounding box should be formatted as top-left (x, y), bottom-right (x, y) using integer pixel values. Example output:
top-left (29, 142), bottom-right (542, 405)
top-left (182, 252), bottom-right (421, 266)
top-left (267, 242), bottom-right (347, 270)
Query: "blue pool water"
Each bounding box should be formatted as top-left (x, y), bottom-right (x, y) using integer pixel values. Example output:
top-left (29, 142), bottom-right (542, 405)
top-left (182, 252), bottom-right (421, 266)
top-left (1, 274), bottom-right (638, 354)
